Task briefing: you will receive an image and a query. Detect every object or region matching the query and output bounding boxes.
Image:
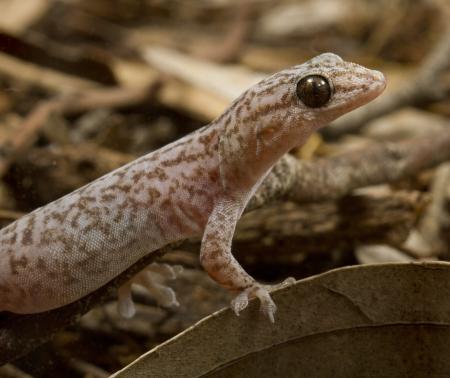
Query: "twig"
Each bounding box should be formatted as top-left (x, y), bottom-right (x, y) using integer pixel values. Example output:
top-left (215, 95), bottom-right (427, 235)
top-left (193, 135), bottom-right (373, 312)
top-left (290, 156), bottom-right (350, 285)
top-left (0, 51), bottom-right (97, 93)
top-left (249, 129), bottom-right (450, 208)
top-left (234, 190), bottom-right (423, 258)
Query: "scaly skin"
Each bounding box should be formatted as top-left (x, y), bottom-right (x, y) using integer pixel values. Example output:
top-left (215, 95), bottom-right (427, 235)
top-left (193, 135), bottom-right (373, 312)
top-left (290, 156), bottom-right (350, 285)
top-left (0, 53), bottom-right (385, 321)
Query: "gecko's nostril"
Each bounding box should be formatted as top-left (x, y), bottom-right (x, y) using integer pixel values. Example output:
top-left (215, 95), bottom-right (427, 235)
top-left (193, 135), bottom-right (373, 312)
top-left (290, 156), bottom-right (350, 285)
top-left (296, 75), bottom-right (332, 108)
top-left (370, 70), bottom-right (387, 92)
top-left (373, 69), bottom-right (385, 81)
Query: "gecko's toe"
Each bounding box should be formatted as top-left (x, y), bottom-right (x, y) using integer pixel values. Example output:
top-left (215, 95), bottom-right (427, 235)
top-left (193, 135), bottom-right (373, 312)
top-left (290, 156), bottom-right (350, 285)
top-left (151, 283), bottom-right (179, 307)
top-left (134, 266), bottom-right (180, 308)
top-left (146, 263), bottom-right (183, 280)
top-left (281, 277), bottom-right (296, 286)
top-left (254, 287), bottom-right (277, 323)
top-left (117, 283), bottom-right (136, 318)
top-left (231, 282), bottom-right (286, 322)
top-left (116, 263), bottom-right (181, 316)
top-left (230, 284), bottom-right (276, 321)
top-left (231, 291), bottom-right (249, 316)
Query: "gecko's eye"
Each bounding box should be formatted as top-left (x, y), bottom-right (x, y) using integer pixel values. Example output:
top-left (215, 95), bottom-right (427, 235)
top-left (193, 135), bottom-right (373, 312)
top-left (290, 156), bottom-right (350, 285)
top-left (296, 75), bottom-right (331, 108)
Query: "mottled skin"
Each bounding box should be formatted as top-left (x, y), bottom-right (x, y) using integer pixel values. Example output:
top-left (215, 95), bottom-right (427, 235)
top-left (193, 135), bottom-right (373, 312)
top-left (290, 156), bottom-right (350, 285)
top-left (0, 54), bottom-right (385, 321)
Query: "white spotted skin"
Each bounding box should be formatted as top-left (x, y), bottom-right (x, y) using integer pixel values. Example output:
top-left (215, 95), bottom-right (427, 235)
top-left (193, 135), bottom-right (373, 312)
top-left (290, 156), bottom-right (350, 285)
top-left (0, 53), bottom-right (385, 319)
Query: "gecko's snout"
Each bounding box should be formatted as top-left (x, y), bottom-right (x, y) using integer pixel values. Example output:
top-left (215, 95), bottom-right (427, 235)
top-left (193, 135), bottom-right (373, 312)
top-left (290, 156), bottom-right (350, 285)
top-left (369, 69), bottom-right (387, 94)
top-left (320, 63), bottom-right (387, 116)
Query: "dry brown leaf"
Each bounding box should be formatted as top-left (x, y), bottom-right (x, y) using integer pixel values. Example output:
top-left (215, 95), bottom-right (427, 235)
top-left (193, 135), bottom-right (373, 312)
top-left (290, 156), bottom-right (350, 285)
top-left (111, 262), bottom-right (450, 377)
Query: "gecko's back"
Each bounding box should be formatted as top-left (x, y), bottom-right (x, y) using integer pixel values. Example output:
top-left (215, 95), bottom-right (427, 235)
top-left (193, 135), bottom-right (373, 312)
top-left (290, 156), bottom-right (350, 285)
top-left (0, 123), bottom-right (221, 313)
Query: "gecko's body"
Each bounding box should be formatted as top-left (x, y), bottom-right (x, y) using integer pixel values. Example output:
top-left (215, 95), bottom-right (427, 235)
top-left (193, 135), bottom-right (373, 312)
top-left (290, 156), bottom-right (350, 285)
top-left (0, 54), bottom-right (385, 321)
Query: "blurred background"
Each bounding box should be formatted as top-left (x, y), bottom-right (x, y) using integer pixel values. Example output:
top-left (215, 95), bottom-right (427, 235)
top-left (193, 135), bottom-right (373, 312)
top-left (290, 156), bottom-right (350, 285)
top-left (0, 0), bottom-right (449, 377)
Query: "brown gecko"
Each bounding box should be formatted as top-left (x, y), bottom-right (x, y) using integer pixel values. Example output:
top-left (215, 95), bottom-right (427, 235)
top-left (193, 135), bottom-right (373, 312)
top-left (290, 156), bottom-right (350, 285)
top-left (0, 53), bottom-right (385, 322)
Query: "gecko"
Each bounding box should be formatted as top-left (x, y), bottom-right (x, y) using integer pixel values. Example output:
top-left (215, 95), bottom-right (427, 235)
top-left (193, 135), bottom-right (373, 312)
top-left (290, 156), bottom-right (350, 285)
top-left (0, 53), bottom-right (385, 322)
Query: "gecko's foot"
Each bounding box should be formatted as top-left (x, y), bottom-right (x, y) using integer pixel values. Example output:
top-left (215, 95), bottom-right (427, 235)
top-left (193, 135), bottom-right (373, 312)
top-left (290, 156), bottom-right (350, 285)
top-left (231, 283), bottom-right (277, 323)
top-left (117, 263), bottom-right (182, 318)
top-left (230, 277), bottom-right (296, 323)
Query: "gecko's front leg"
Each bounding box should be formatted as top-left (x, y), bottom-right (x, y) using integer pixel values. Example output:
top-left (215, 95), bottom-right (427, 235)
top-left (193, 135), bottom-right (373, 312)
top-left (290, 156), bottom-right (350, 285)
top-left (200, 197), bottom-right (280, 322)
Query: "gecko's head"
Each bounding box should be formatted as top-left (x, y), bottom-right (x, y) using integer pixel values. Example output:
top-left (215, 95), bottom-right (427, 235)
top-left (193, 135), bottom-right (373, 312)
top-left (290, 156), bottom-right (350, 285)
top-left (250, 53), bottom-right (386, 148)
top-left (292, 53), bottom-right (385, 124)
top-left (218, 53), bottom-right (386, 187)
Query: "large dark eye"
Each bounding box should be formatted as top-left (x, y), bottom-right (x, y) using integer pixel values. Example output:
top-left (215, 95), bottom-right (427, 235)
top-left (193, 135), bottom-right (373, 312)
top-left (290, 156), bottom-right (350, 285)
top-left (296, 75), bottom-right (331, 108)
